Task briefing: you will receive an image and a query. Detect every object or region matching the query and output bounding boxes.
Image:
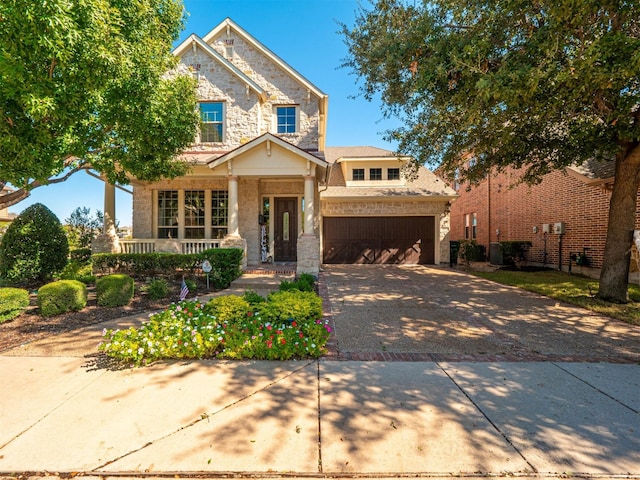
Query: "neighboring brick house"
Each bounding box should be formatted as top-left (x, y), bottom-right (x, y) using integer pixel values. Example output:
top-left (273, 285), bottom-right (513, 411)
top-left (107, 18), bottom-right (455, 274)
top-left (449, 158), bottom-right (640, 276)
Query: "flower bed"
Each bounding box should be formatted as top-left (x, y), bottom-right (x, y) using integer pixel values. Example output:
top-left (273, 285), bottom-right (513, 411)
top-left (99, 290), bottom-right (330, 366)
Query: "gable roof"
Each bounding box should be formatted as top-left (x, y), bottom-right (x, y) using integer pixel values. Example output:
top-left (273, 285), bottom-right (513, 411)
top-left (325, 146), bottom-right (407, 163)
top-left (202, 18), bottom-right (326, 100)
top-left (323, 146), bottom-right (457, 200)
top-left (173, 34), bottom-right (267, 101)
top-left (208, 133), bottom-right (328, 170)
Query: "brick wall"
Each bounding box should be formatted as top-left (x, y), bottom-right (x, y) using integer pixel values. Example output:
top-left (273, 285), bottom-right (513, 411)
top-left (450, 167), bottom-right (640, 271)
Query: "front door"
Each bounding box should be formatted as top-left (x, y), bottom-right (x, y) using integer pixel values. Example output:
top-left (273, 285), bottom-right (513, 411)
top-left (274, 197), bottom-right (297, 262)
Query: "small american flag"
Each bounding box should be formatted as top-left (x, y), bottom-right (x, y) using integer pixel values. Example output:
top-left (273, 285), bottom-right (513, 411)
top-left (179, 278), bottom-right (189, 301)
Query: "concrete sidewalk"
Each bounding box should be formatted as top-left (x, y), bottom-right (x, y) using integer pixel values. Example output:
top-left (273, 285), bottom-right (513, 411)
top-left (1, 354), bottom-right (639, 477)
top-left (1, 265), bottom-right (640, 477)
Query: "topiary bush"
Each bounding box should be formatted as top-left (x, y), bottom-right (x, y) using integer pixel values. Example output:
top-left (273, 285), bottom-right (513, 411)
top-left (0, 203), bottom-right (69, 287)
top-left (37, 280), bottom-right (87, 317)
top-left (58, 261), bottom-right (96, 284)
top-left (96, 274), bottom-right (134, 307)
top-left (0, 287), bottom-right (30, 323)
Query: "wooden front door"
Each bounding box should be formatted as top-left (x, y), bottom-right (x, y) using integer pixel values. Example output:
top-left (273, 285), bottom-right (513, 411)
top-left (274, 197), bottom-right (298, 262)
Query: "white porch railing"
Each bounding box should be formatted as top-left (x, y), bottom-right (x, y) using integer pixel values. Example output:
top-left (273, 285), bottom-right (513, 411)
top-left (119, 239), bottom-right (221, 254)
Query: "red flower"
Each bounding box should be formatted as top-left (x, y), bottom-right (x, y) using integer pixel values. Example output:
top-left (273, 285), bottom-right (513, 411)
top-left (267, 340), bottom-right (273, 348)
top-left (281, 339), bottom-right (286, 345)
top-left (247, 312), bottom-right (253, 317)
top-left (291, 321), bottom-right (297, 327)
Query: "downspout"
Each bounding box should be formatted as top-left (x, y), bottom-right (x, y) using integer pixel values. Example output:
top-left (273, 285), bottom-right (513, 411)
top-left (487, 174), bottom-right (491, 261)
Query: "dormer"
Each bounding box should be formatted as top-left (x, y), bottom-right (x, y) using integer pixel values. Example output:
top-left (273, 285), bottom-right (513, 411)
top-left (326, 146), bottom-right (410, 187)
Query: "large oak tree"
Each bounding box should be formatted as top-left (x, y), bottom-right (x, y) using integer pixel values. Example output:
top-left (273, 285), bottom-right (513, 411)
top-left (342, 0), bottom-right (640, 302)
top-left (0, 0), bottom-right (199, 209)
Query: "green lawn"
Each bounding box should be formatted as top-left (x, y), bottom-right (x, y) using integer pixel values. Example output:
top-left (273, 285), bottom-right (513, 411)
top-left (471, 269), bottom-right (640, 325)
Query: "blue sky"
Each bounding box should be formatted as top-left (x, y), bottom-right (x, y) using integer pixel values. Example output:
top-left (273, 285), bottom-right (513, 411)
top-left (13, 0), bottom-right (399, 225)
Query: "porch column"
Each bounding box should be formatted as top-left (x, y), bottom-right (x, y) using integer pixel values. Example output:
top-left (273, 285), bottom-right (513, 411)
top-left (103, 182), bottom-right (117, 235)
top-left (227, 175), bottom-right (240, 237)
top-left (304, 175), bottom-right (315, 235)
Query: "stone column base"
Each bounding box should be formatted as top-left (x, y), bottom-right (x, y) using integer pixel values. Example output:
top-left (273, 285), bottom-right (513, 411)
top-left (91, 233), bottom-right (120, 254)
top-left (221, 236), bottom-right (247, 269)
top-left (296, 235), bottom-right (320, 276)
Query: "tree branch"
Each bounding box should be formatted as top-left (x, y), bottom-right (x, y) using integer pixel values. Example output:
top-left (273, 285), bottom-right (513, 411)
top-left (0, 164), bottom-right (90, 210)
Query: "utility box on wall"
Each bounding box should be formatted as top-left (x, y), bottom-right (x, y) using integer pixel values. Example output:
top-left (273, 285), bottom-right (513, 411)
top-left (553, 222), bottom-right (565, 234)
top-left (542, 224), bottom-right (551, 234)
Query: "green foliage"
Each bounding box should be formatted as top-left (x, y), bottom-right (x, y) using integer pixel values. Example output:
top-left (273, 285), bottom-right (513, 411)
top-left (0, 287), bottom-right (30, 323)
top-left (0, 203), bottom-right (69, 286)
top-left (260, 291), bottom-right (323, 324)
top-left (144, 278), bottom-right (169, 300)
top-left (96, 274), bottom-right (134, 307)
top-left (37, 280), bottom-right (87, 317)
top-left (499, 241), bottom-right (532, 265)
top-left (69, 248), bottom-right (92, 264)
top-left (458, 239), bottom-right (485, 264)
top-left (64, 207), bottom-right (102, 249)
top-left (279, 273), bottom-right (316, 292)
top-left (184, 278), bottom-right (197, 294)
top-left (243, 290), bottom-right (266, 306)
top-left (58, 261), bottom-right (96, 284)
top-left (91, 248), bottom-right (243, 288)
top-left (99, 290), bottom-right (330, 366)
top-left (0, 0), bottom-right (199, 209)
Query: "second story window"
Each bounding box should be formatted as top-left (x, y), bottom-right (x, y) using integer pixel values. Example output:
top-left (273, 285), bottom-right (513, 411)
top-left (388, 168), bottom-right (400, 180)
top-left (353, 168), bottom-right (365, 181)
top-left (370, 168), bottom-right (382, 181)
top-left (276, 106), bottom-right (297, 133)
top-left (200, 102), bottom-right (224, 143)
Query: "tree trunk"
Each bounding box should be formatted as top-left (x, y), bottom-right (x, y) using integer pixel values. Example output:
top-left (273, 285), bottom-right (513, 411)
top-left (598, 144), bottom-right (640, 302)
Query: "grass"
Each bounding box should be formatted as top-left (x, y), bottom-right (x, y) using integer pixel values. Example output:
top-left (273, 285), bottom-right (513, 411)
top-left (471, 269), bottom-right (640, 325)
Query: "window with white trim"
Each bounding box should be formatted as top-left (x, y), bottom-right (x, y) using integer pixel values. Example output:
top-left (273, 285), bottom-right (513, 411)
top-left (184, 190), bottom-right (205, 239)
top-left (370, 168), bottom-right (382, 181)
top-left (275, 106), bottom-right (297, 134)
top-left (158, 190), bottom-right (178, 239)
top-left (200, 102), bottom-right (224, 143)
top-left (211, 190), bottom-right (229, 239)
top-left (388, 168), bottom-right (400, 180)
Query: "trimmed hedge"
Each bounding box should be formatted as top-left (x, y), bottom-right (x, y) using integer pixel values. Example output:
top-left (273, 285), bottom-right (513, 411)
top-left (38, 280), bottom-right (87, 317)
top-left (92, 248), bottom-right (242, 289)
top-left (0, 287), bottom-right (30, 323)
top-left (96, 274), bottom-right (134, 307)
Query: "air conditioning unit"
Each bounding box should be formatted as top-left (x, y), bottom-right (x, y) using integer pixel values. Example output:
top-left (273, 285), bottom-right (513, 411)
top-left (554, 222), bottom-right (565, 234)
top-left (542, 224), bottom-right (551, 234)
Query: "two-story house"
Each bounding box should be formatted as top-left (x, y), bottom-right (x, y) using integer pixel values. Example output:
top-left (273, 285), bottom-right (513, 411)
top-left (105, 18), bottom-right (456, 274)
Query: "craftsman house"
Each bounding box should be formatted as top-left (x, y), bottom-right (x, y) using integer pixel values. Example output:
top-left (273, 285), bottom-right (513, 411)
top-left (449, 158), bottom-right (640, 278)
top-left (103, 18), bottom-right (456, 274)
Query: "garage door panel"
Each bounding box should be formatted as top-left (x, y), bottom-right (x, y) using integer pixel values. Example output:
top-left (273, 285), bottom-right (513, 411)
top-left (323, 217), bottom-right (435, 264)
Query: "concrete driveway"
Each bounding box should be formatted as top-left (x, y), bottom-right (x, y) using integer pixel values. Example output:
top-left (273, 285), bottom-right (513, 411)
top-left (320, 265), bottom-right (640, 363)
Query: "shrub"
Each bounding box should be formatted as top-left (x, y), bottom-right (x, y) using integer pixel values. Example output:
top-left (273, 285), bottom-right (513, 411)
top-left (96, 274), bottom-right (134, 307)
top-left (184, 278), bottom-right (197, 294)
top-left (243, 290), bottom-right (266, 306)
top-left (279, 273), bottom-right (315, 292)
top-left (91, 248), bottom-right (242, 288)
top-left (99, 290), bottom-right (331, 366)
top-left (500, 241), bottom-right (532, 265)
top-left (144, 278), bottom-right (169, 300)
top-left (37, 280), bottom-right (87, 317)
top-left (458, 239), bottom-right (486, 264)
top-left (58, 261), bottom-right (96, 284)
top-left (260, 290), bottom-right (323, 323)
top-left (0, 203), bottom-right (69, 287)
top-left (0, 287), bottom-right (30, 323)
top-left (69, 248), bottom-right (92, 264)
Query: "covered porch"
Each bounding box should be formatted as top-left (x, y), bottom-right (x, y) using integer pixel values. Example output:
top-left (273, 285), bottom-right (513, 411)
top-left (96, 134), bottom-right (328, 275)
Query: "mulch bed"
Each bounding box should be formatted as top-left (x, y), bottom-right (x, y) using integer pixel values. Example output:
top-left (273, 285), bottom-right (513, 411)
top-left (0, 280), bottom-right (205, 353)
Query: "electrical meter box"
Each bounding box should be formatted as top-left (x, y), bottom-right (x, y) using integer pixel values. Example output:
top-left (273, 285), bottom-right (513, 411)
top-left (542, 224), bottom-right (551, 234)
top-left (553, 222), bottom-right (565, 234)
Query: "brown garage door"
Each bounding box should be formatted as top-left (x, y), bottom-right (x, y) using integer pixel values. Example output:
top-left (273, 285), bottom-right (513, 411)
top-left (323, 216), bottom-right (435, 264)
